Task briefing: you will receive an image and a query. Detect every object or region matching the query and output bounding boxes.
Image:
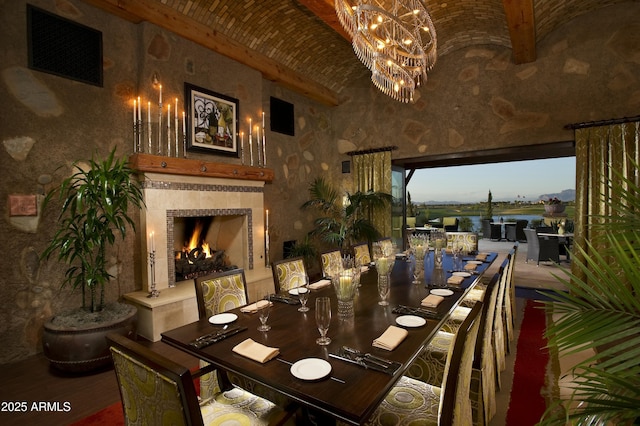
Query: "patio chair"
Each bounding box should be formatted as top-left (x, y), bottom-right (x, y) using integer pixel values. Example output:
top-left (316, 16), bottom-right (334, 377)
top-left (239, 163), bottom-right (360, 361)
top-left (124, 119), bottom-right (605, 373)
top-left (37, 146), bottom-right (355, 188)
top-left (107, 333), bottom-right (291, 426)
top-left (489, 223), bottom-right (503, 240)
top-left (524, 228), bottom-right (559, 265)
top-left (443, 217), bottom-right (459, 232)
top-left (505, 220), bottom-right (528, 242)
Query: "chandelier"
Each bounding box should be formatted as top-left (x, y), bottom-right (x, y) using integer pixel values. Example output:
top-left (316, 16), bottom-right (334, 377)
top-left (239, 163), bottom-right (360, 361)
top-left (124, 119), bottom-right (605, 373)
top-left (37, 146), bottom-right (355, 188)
top-left (335, 0), bottom-right (437, 103)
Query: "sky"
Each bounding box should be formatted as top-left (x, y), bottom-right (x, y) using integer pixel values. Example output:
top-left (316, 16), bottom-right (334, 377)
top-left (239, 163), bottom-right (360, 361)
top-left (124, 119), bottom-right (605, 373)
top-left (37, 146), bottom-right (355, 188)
top-left (406, 157), bottom-right (576, 203)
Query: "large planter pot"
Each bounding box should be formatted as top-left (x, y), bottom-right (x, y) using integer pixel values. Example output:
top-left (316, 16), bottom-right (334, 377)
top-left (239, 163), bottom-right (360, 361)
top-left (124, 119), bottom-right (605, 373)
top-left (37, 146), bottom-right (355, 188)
top-left (544, 204), bottom-right (566, 214)
top-left (43, 302), bottom-right (137, 373)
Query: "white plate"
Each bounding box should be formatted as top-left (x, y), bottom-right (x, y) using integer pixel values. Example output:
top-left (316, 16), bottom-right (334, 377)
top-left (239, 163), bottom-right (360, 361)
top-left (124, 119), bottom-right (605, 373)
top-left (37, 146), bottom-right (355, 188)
top-left (395, 315), bottom-right (427, 328)
top-left (290, 358), bottom-right (332, 381)
top-left (430, 289), bottom-right (454, 296)
top-left (452, 271), bottom-right (471, 277)
top-left (288, 287), bottom-right (309, 296)
top-left (467, 260), bottom-right (483, 265)
top-left (208, 313), bottom-right (238, 325)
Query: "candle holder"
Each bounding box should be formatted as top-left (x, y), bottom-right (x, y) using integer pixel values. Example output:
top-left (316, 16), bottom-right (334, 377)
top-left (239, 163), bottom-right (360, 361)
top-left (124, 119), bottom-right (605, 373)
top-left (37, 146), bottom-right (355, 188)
top-left (147, 250), bottom-right (160, 298)
top-left (157, 100), bottom-right (163, 155)
top-left (265, 229), bottom-right (270, 267)
top-left (133, 120), bottom-right (141, 153)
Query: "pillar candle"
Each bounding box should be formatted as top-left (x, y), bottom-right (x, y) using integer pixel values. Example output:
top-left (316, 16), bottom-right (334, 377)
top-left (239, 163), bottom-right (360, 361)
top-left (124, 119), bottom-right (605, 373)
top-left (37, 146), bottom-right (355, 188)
top-left (137, 96), bottom-right (141, 121)
top-left (147, 101), bottom-right (152, 153)
top-left (159, 84), bottom-right (162, 104)
top-left (174, 99), bottom-right (179, 156)
top-left (256, 125), bottom-right (261, 165)
top-left (133, 99), bottom-right (136, 124)
top-left (167, 103), bottom-right (171, 156)
top-left (266, 209), bottom-right (269, 229)
top-left (150, 231), bottom-right (155, 252)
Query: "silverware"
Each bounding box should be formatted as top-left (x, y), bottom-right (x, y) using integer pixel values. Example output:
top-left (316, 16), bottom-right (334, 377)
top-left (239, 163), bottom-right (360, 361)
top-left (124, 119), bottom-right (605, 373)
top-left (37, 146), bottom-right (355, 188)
top-left (342, 346), bottom-right (394, 368)
top-left (196, 324), bottom-right (228, 341)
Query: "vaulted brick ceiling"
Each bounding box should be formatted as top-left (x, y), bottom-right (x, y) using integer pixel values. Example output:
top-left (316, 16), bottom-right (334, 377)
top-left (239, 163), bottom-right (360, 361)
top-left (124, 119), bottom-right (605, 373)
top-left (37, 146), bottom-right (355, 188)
top-left (82, 0), bottom-right (628, 105)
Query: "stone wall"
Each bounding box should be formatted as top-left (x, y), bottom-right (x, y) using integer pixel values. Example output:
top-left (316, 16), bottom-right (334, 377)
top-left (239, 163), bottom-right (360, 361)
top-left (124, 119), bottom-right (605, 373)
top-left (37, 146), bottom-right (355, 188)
top-left (1, 0), bottom-right (639, 363)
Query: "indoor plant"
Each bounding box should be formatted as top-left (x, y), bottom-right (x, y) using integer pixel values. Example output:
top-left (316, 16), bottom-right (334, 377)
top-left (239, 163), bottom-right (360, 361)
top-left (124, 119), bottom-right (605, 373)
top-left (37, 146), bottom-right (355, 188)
top-left (301, 177), bottom-right (392, 252)
top-left (540, 160), bottom-right (640, 424)
top-left (41, 148), bottom-right (145, 372)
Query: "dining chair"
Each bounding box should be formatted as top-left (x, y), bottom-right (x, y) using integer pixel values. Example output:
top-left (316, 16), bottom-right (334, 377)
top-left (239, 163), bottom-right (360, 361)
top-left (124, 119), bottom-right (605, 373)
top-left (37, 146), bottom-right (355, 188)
top-left (271, 256), bottom-right (307, 293)
top-left (524, 228), bottom-right (560, 265)
top-left (320, 249), bottom-right (342, 278)
top-left (446, 232), bottom-right (478, 253)
top-left (489, 223), bottom-right (503, 240)
top-left (352, 242), bottom-right (371, 266)
top-left (360, 302), bottom-right (483, 426)
top-left (493, 257), bottom-right (512, 388)
top-left (503, 243), bottom-right (519, 354)
top-left (194, 269), bottom-right (248, 319)
top-left (505, 220), bottom-right (528, 242)
top-left (107, 333), bottom-right (291, 426)
top-left (443, 216), bottom-right (459, 232)
top-left (374, 237), bottom-right (394, 258)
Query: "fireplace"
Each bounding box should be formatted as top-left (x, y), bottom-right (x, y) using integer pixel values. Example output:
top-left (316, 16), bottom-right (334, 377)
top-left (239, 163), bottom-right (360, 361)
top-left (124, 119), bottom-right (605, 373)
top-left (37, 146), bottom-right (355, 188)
top-left (172, 212), bottom-right (250, 282)
top-left (123, 154), bottom-right (274, 341)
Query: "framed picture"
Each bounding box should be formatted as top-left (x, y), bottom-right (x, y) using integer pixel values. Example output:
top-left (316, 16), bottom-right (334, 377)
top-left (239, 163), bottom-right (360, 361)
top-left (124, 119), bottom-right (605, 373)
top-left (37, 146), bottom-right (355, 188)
top-left (185, 83), bottom-right (239, 157)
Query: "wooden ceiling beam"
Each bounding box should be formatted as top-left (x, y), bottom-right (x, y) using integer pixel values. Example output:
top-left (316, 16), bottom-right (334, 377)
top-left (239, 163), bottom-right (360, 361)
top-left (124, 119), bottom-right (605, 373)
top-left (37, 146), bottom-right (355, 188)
top-left (297, 0), bottom-right (352, 41)
top-left (81, 0), bottom-right (340, 106)
top-left (501, 0), bottom-right (536, 64)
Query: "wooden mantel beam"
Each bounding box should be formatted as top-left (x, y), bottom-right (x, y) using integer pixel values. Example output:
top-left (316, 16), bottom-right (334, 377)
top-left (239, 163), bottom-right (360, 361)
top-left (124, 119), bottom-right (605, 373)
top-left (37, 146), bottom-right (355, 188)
top-left (502, 0), bottom-right (536, 64)
top-left (80, 0), bottom-right (340, 106)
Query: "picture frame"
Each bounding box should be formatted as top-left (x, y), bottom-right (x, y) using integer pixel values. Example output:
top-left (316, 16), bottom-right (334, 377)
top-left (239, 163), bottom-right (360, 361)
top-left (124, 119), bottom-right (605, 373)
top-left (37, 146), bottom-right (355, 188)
top-left (184, 83), bottom-right (239, 157)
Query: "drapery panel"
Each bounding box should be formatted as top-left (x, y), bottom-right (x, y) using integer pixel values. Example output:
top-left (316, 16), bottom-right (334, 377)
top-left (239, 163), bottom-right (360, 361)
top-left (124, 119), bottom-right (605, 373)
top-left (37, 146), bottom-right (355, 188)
top-left (352, 150), bottom-right (392, 238)
top-left (573, 121), bottom-right (640, 280)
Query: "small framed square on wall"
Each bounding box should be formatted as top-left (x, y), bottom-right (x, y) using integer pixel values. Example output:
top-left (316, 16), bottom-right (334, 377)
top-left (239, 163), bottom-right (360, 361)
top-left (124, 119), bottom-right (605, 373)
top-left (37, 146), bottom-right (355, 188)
top-left (184, 82), bottom-right (239, 157)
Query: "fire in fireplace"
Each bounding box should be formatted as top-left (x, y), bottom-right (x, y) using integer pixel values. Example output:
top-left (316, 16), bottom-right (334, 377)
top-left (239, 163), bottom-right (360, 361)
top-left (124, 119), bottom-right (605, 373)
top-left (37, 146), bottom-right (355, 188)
top-left (174, 217), bottom-right (236, 281)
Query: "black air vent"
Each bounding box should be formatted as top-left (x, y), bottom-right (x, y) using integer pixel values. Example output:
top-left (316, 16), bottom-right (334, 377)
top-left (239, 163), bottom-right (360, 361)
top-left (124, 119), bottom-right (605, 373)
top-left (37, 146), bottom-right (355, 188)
top-left (27, 5), bottom-right (103, 87)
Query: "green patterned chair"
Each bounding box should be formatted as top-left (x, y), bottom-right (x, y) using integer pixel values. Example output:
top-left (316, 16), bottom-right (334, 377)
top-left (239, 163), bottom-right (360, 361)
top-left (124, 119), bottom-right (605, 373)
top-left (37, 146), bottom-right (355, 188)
top-left (357, 302), bottom-right (482, 426)
top-left (352, 242), bottom-right (371, 266)
top-left (271, 257), bottom-right (307, 293)
top-left (107, 333), bottom-right (291, 426)
top-left (408, 274), bottom-right (501, 425)
top-left (445, 231), bottom-right (478, 253)
top-left (320, 249), bottom-right (342, 278)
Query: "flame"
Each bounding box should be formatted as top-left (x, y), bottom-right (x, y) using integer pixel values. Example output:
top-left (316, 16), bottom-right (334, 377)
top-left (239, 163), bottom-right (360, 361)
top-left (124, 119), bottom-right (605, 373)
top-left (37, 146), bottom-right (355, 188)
top-left (183, 220), bottom-right (212, 259)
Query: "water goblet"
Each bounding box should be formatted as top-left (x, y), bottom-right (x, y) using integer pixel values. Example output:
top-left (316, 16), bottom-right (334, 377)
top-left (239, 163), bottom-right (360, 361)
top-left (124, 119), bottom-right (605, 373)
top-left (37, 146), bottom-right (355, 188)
top-left (257, 295), bottom-right (272, 331)
top-left (315, 297), bottom-right (332, 345)
top-left (377, 274), bottom-right (390, 306)
top-left (297, 274), bottom-right (310, 312)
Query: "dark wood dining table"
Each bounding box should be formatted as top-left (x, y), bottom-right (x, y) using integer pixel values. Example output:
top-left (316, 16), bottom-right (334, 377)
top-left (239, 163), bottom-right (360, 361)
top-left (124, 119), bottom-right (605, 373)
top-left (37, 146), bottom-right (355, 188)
top-left (161, 251), bottom-right (498, 425)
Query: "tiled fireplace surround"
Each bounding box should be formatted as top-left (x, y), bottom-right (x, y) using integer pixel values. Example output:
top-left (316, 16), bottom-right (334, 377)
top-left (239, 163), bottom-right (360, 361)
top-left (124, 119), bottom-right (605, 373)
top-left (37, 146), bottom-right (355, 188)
top-left (124, 155), bottom-right (274, 341)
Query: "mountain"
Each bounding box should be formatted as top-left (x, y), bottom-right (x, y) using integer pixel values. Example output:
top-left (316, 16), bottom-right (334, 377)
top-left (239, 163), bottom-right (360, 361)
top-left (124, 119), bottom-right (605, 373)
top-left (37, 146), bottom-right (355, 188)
top-left (537, 189), bottom-right (576, 203)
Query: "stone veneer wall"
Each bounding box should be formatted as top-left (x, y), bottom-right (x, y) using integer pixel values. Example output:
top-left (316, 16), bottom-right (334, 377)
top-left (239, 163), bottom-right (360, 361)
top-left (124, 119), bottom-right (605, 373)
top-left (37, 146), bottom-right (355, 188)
top-left (1, 0), bottom-right (639, 363)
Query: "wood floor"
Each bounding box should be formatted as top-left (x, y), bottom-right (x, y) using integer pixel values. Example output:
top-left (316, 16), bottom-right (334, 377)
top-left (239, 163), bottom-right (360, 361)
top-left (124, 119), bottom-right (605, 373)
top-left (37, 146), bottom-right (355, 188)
top-left (0, 240), bottom-right (554, 426)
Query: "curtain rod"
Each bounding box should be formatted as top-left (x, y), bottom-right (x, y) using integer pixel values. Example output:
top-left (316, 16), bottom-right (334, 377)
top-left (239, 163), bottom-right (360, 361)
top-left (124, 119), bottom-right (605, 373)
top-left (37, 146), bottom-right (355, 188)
top-left (564, 115), bottom-right (640, 130)
top-left (347, 146), bottom-right (398, 156)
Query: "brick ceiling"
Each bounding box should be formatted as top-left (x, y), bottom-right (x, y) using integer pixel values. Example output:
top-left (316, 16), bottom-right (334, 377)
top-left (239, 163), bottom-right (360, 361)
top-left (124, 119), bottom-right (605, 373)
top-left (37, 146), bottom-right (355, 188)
top-left (83, 0), bottom-right (628, 105)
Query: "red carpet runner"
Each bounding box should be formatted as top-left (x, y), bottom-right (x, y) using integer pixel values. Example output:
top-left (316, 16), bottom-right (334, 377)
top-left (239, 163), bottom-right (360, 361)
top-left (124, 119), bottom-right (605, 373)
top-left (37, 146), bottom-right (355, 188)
top-left (506, 299), bottom-right (549, 425)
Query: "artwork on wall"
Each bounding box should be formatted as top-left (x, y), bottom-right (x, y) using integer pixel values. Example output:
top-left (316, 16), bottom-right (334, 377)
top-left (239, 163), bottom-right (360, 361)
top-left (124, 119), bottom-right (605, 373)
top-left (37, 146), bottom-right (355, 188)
top-left (185, 83), bottom-right (239, 157)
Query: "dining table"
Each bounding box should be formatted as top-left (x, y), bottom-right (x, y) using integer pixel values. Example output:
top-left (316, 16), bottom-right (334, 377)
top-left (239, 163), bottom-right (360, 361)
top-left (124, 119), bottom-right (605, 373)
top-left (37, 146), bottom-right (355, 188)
top-left (161, 250), bottom-right (498, 425)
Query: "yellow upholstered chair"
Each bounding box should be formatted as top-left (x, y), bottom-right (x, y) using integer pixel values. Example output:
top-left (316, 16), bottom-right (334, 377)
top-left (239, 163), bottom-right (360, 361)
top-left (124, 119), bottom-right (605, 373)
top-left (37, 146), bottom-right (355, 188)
top-left (373, 237), bottom-right (394, 259)
top-left (446, 232), bottom-right (479, 253)
top-left (271, 257), bottom-right (307, 293)
top-left (320, 249), bottom-right (342, 278)
top-left (195, 269), bottom-right (248, 319)
top-left (352, 242), bottom-right (371, 266)
top-left (360, 302), bottom-right (483, 426)
top-left (504, 243), bottom-right (519, 354)
top-left (443, 216), bottom-right (459, 232)
top-left (108, 333), bottom-right (290, 426)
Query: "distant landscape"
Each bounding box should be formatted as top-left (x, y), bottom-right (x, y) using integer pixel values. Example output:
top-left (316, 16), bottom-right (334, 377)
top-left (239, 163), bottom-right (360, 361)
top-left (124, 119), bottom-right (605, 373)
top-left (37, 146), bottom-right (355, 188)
top-left (413, 188), bottom-right (576, 205)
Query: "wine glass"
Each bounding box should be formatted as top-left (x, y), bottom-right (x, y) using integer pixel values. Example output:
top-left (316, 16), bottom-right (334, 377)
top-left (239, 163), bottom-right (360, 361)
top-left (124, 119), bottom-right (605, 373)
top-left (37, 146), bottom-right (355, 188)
top-left (257, 295), bottom-right (272, 331)
top-left (378, 275), bottom-right (390, 306)
top-left (297, 274), bottom-right (310, 312)
top-left (315, 297), bottom-right (331, 345)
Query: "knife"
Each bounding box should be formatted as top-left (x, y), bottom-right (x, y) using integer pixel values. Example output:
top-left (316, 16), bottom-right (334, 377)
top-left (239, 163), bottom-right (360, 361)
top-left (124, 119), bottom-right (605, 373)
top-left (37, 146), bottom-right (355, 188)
top-left (190, 326), bottom-right (247, 349)
top-left (342, 346), bottom-right (394, 368)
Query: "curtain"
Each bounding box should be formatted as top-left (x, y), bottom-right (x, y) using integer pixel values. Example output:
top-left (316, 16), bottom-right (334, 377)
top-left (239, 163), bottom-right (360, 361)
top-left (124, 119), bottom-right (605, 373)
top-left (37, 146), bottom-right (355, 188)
top-left (573, 121), bottom-right (640, 280)
top-left (352, 150), bottom-right (392, 238)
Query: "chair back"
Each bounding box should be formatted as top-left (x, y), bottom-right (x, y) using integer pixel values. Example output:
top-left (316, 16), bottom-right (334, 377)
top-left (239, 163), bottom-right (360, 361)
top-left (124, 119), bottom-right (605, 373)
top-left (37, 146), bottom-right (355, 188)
top-left (271, 256), bottom-right (307, 292)
top-left (440, 301), bottom-right (483, 426)
top-left (352, 242), bottom-right (371, 265)
top-left (194, 269), bottom-right (248, 319)
top-left (443, 217), bottom-right (459, 232)
top-left (108, 333), bottom-right (203, 426)
top-left (320, 249), bottom-right (342, 278)
top-left (372, 237), bottom-right (393, 259)
top-left (481, 219), bottom-right (492, 239)
top-left (504, 244), bottom-right (519, 351)
top-left (446, 232), bottom-right (478, 253)
top-left (493, 256), bottom-right (511, 382)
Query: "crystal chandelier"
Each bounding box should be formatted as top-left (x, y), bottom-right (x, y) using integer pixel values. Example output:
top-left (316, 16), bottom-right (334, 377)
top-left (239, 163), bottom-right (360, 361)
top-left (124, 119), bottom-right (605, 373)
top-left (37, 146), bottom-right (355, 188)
top-left (335, 0), bottom-right (437, 103)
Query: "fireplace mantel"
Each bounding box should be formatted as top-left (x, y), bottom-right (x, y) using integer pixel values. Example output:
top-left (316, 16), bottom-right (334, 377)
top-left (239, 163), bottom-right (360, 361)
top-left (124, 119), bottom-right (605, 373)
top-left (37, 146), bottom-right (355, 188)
top-left (129, 153), bottom-right (274, 182)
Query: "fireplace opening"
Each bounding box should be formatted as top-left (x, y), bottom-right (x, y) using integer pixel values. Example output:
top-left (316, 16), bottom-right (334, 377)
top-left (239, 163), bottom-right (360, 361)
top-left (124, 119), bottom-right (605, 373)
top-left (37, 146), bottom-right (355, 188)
top-left (173, 216), bottom-right (242, 281)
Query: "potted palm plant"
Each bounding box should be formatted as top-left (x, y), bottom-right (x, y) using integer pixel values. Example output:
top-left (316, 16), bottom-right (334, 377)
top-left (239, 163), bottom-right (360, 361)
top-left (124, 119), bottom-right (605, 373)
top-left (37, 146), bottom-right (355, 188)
top-left (301, 177), bottom-right (392, 251)
top-left (540, 160), bottom-right (640, 424)
top-left (41, 148), bottom-right (144, 373)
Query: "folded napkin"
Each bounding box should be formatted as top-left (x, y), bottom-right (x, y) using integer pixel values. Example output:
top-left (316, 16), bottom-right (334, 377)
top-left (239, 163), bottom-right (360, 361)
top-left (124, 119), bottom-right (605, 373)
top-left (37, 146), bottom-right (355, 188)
top-left (360, 265), bottom-right (370, 272)
top-left (421, 294), bottom-right (444, 308)
top-left (308, 279), bottom-right (331, 290)
top-left (232, 338), bottom-right (279, 363)
top-left (240, 300), bottom-right (272, 314)
top-left (464, 263), bottom-right (477, 271)
top-left (447, 275), bottom-right (465, 285)
top-left (476, 253), bottom-right (488, 261)
top-left (373, 325), bottom-right (409, 351)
